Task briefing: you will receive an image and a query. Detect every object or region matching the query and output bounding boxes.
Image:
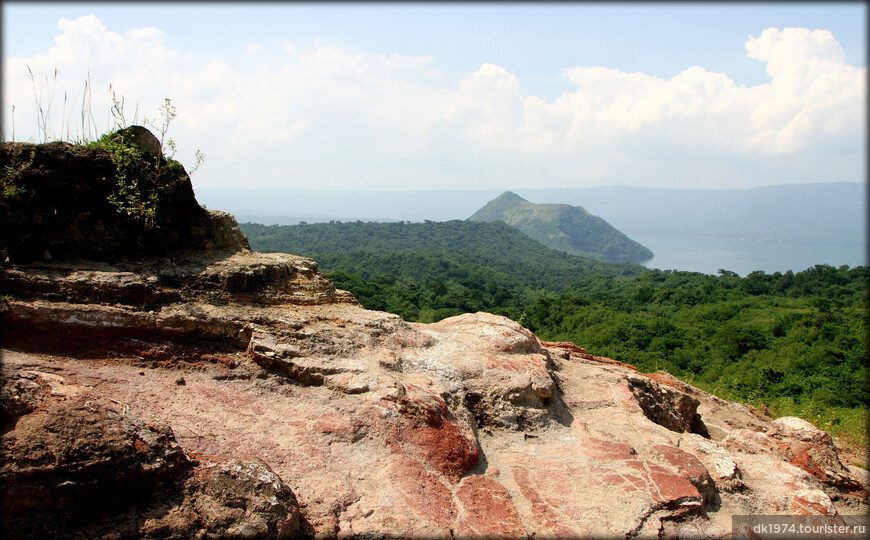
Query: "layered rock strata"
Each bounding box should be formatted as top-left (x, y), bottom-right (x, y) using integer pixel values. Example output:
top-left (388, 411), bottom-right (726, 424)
top-left (2, 250), bottom-right (867, 538)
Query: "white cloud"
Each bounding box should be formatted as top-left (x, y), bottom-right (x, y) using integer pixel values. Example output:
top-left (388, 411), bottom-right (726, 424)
top-left (2, 16), bottom-right (864, 190)
top-left (246, 43), bottom-right (267, 56)
top-left (377, 52), bottom-right (435, 71)
top-left (515, 27), bottom-right (864, 158)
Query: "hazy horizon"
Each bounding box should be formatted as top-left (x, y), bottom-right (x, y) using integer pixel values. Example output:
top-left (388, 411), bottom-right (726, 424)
top-left (3, 3), bottom-right (866, 192)
top-left (197, 180), bottom-right (864, 193)
top-left (197, 181), bottom-right (866, 242)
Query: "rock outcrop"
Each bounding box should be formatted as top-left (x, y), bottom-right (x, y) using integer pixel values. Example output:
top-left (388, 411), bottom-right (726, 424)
top-left (0, 126), bottom-right (249, 264)
top-left (1, 134), bottom-right (867, 539)
top-left (1, 370), bottom-right (305, 539)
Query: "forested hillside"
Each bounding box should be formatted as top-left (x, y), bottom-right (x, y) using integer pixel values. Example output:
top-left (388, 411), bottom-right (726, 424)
top-left (242, 220), bottom-right (643, 309)
top-left (240, 220), bottom-right (868, 450)
top-left (468, 191), bottom-right (654, 262)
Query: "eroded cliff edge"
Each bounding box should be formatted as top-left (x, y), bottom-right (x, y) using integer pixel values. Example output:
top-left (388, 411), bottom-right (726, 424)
top-left (1, 131), bottom-right (867, 539)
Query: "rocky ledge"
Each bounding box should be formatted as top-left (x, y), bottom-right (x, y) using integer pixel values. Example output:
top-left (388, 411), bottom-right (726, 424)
top-left (1, 132), bottom-right (867, 539)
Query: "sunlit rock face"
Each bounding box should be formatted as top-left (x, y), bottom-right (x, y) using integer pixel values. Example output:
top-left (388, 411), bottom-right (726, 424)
top-left (1, 134), bottom-right (866, 538)
top-left (4, 268), bottom-right (866, 538)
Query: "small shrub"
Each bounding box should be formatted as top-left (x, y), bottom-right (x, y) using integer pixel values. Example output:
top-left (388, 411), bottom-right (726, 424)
top-left (89, 131), bottom-right (161, 228)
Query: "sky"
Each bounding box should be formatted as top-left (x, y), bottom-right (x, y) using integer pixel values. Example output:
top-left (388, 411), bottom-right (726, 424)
top-left (2, 2), bottom-right (866, 192)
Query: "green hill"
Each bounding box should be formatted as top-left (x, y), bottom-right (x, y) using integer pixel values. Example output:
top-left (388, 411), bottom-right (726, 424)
top-left (240, 219), bottom-right (644, 306)
top-left (468, 191), bottom-right (653, 263)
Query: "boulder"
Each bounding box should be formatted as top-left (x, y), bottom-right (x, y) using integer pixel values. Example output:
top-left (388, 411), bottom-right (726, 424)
top-left (0, 372), bottom-right (305, 539)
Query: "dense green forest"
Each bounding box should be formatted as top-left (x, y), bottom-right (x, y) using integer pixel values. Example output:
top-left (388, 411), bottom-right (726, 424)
top-left (242, 220), bottom-right (643, 305)
top-left (241, 220), bottom-right (868, 451)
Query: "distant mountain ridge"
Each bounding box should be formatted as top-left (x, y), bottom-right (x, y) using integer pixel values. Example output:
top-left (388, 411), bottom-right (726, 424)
top-left (516, 183), bottom-right (866, 245)
top-left (195, 182), bottom-right (865, 245)
top-left (468, 191), bottom-right (654, 263)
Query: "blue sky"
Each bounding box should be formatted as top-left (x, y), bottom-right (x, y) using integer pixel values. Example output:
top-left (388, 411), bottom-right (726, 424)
top-left (2, 2), bottom-right (866, 191)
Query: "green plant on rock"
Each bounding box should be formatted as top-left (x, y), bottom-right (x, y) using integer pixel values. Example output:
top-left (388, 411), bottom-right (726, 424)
top-left (7, 66), bottom-right (211, 229)
top-left (12, 66), bottom-right (207, 180)
top-left (90, 131), bottom-right (161, 228)
top-left (87, 98), bottom-right (204, 227)
top-left (143, 99), bottom-right (205, 176)
top-left (1, 148), bottom-right (35, 201)
top-left (146, 98), bottom-right (176, 155)
top-left (189, 148), bottom-right (205, 176)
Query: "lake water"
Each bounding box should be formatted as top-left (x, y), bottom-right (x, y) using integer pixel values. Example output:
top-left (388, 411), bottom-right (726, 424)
top-left (630, 235), bottom-right (866, 276)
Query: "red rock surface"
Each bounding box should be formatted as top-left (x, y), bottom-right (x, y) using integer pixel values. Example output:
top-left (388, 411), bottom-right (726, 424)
top-left (3, 250), bottom-right (868, 538)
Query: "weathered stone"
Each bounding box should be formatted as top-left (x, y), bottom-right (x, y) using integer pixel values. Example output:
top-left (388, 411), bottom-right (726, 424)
top-left (679, 433), bottom-right (746, 492)
top-left (117, 125), bottom-right (162, 157)
top-left (454, 475), bottom-right (527, 537)
top-left (652, 443), bottom-right (716, 502)
top-left (170, 457), bottom-right (304, 538)
top-left (627, 375), bottom-right (707, 434)
top-left (4, 258), bottom-right (867, 538)
top-left (0, 376), bottom-right (305, 539)
top-left (790, 489), bottom-right (838, 516)
top-left (763, 416), bottom-right (867, 499)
